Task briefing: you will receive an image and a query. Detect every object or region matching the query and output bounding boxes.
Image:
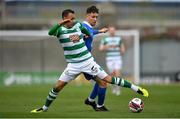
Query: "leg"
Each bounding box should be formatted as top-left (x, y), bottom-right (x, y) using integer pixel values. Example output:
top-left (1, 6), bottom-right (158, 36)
top-left (31, 80), bottom-right (68, 113)
top-left (43, 80), bottom-right (67, 109)
top-left (84, 82), bottom-right (98, 110)
top-left (102, 75), bottom-right (149, 97)
top-left (107, 60), bottom-right (122, 96)
top-left (111, 70), bottom-right (121, 96)
top-left (88, 60), bottom-right (149, 97)
top-left (84, 73), bottom-right (108, 111)
top-left (95, 78), bottom-right (108, 111)
top-left (83, 73), bottom-right (98, 101)
top-left (31, 63), bottom-right (79, 113)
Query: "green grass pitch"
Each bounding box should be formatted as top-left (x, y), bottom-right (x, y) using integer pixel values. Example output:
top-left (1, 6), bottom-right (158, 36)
top-left (0, 83), bottom-right (180, 118)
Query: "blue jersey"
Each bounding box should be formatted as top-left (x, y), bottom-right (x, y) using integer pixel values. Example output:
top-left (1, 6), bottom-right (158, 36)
top-left (82, 21), bottom-right (99, 80)
top-left (82, 21), bottom-right (99, 52)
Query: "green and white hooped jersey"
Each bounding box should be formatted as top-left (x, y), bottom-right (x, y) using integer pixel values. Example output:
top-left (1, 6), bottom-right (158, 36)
top-left (56, 22), bottom-right (92, 63)
top-left (100, 36), bottom-right (122, 61)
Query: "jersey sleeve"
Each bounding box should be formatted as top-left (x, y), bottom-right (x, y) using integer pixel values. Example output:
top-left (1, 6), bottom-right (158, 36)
top-left (79, 22), bottom-right (91, 36)
top-left (93, 29), bottom-right (99, 35)
top-left (48, 23), bottom-right (61, 36)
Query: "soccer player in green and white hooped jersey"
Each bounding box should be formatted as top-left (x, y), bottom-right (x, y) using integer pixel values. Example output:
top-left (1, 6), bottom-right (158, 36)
top-left (31, 9), bottom-right (149, 113)
top-left (100, 25), bottom-right (126, 96)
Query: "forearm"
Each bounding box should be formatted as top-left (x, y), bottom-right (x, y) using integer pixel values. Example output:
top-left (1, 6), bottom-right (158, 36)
top-left (99, 45), bottom-right (109, 51)
top-left (81, 27), bottom-right (90, 37)
top-left (48, 24), bottom-right (60, 36)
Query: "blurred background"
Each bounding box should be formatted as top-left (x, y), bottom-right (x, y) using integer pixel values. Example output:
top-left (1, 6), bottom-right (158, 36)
top-left (0, 0), bottom-right (180, 86)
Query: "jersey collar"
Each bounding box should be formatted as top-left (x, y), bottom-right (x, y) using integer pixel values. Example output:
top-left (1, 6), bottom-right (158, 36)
top-left (83, 21), bottom-right (93, 28)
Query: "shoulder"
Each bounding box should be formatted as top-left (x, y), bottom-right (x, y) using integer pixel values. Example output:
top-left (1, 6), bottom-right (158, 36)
top-left (57, 26), bottom-right (64, 33)
top-left (104, 36), bottom-right (110, 41)
top-left (74, 21), bottom-right (83, 27)
top-left (102, 36), bottom-right (109, 43)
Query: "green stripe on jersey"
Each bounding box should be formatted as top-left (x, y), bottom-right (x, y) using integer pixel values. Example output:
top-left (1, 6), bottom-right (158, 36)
top-left (63, 42), bottom-right (85, 51)
top-left (107, 50), bottom-right (120, 52)
top-left (107, 55), bottom-right (121, 57)
top-left (65, 50), bottom-right (89, 59)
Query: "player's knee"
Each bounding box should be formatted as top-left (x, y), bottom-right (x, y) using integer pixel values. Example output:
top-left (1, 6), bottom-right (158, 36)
top-left (99, 80), bottom-right (107, 88)
top-left (103, 75), bottom-right (112, 84)
top-left (54, 80), bottom-right (67, 92)
top-left (102, 81), bottom-right (107, 87)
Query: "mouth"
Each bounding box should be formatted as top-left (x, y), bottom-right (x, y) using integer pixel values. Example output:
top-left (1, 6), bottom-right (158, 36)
top-left (93, 22), bottom-right (96, 25)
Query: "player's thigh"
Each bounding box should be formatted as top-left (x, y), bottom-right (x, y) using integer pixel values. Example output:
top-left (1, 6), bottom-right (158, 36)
top-left (83, 60), bottom-right (108, 80)
top-left (83, 72), bottom-right (95, 81)
top-left (59, 64), bottom-right (80, 83)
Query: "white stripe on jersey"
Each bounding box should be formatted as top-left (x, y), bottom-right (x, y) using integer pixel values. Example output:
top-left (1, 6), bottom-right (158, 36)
top-left (64, 45), bottom-right (87, 55)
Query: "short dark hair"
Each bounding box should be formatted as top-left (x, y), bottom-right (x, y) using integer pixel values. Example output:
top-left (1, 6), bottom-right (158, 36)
top-left (62, 9), bottom-right (75, 18)
top-left (86, 5), bottom-right (99, 14)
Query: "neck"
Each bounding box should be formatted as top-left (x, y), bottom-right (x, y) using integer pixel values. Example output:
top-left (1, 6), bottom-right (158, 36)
top-left (64, 24), bottom-right (71, 28)
top-left (86, 19), bottom-right (93, 26)
top-left (64, 22), bottom-right (74, 28)
top-left (110, 34), bottom-right (115, 37)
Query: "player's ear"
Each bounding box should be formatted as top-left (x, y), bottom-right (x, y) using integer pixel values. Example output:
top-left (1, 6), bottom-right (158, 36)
top-left (86, 13), bottom-right (90, 18)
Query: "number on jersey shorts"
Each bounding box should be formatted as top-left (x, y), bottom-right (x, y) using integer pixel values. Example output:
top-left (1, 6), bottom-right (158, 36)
top-left (106, 59), bottom-right (122, 73)
top-left (59, 57), bottom-right (108, 82)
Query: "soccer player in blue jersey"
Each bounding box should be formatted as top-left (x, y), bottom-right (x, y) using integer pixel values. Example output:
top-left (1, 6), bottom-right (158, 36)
top-left (82, 6), bottom-right (109, 111)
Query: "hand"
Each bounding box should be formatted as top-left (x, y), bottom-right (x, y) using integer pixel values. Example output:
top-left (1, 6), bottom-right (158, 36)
top-left (99, 28), bottom-right (108, 33)
top-left (69, 34), bottom-right (80, 43)
top-left (58, 19), bottom-right (71, 26)
top-left (84, 35), bottom-right (89, 39)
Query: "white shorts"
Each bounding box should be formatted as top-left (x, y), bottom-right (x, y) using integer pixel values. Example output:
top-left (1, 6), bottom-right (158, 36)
top-left (106, 59), bottom-right (122, 73)
top-left (59, 57), bottom-right (108, 82)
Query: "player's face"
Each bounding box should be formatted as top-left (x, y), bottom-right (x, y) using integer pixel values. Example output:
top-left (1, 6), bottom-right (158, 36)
top-left (109, 26), bottom-right (116, 36)
top-left (63, 13), bottom-right (75, 28)
top-left (86, 13), bottom-right (99, 27)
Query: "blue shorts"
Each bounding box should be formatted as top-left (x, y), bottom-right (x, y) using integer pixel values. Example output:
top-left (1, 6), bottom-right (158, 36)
top-left (83, 72), bottom-right (96, 81)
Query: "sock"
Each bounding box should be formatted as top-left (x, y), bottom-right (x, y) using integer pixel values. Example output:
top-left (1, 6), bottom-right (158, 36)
top-left (88, 97), bottom-right (95, 102)
top-left (97, 87), bottom-right (106, 106)
top-left (44, 88), bottom-right (59, 108)
top-left (89, 82), bottom-right (99, 100)
top-left (42, 105), bottom-right (48, 111)
top-left (111, 77), bottom-right (139, 92)
top-left (97, 104), bottom-right (104, 108)
top-left (131, 84), bottom-right (139, 92)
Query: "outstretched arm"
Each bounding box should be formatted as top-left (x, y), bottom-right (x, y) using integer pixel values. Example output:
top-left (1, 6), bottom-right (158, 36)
top-left (93, 27), bottom-right (108, 35)
top-left (48, 24), bottom-right (60, 36)
top-left (48, 19), bottom-right (72, 36)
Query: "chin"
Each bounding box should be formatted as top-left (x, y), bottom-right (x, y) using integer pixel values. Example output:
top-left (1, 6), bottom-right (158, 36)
top-left (91, 23), bottom-right (96, 27)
